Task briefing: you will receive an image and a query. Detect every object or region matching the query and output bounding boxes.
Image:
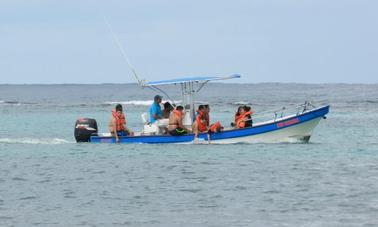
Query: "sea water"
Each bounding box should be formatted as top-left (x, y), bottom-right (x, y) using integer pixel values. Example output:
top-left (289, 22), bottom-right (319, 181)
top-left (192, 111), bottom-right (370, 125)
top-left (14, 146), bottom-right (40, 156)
top-left (0, 83), bottom-right (378, 226)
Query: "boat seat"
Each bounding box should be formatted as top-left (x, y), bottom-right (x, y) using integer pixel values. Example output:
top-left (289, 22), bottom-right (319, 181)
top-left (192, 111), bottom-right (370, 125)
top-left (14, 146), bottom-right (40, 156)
top-left (141, 112), bottom-right (168, 135)
top-left (141, 112), bottom-right (149, 125)
top-left (143, 124), bottom-right (159, 135)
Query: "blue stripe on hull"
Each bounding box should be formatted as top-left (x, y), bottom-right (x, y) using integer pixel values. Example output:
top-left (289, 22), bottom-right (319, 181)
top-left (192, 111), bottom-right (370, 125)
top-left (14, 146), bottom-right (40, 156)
top-left (90, 105), bottom-right (330, 144)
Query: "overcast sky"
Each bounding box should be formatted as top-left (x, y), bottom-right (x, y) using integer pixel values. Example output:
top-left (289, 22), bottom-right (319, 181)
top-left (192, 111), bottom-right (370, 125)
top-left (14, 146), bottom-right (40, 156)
top-left (0, 0), bottom-right (377, 84)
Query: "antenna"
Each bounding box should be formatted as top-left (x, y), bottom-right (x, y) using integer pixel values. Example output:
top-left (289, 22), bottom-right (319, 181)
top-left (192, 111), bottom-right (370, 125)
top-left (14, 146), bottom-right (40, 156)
top-left (102, 14), bottom-right (144, 86)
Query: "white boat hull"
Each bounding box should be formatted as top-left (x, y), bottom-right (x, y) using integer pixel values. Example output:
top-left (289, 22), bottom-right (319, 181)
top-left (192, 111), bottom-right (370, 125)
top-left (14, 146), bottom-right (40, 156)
top-left (210, 117), bottom-right (322, 144)
top-left (89, 105), bottom-right (329, 144)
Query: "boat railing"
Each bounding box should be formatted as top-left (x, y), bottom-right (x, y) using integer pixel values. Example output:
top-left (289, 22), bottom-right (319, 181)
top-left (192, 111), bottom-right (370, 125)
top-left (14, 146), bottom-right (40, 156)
top-left (253, 101), bottom-right (323, 123)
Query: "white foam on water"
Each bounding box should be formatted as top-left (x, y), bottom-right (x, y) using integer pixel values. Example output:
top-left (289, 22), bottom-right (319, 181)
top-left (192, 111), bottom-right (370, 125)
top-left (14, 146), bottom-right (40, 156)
top-left (192, 100), bottom-right (208, 104)
top-left (105, 100), bottom-right (153, 106)
top-left (105, 100), bottom-right (181, 106)
top-left (0, 101), bottom-right (35, 106)
top-left (0, 138), bottom-right (72, 145)
top-left (234, 101), bottom-right (252, 105)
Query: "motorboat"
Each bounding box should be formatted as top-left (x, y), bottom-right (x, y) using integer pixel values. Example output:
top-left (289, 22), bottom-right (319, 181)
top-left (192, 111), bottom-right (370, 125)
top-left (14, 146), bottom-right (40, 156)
top-left (74, 74), bottom-right (329, 144)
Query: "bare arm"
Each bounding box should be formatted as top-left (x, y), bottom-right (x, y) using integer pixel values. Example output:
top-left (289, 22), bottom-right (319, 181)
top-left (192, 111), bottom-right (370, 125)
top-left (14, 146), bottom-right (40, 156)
top-left (153, 113), bottom-right (162, 120)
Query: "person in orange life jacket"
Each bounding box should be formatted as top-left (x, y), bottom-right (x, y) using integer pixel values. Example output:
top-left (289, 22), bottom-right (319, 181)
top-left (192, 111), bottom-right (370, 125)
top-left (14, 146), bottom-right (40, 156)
top-left (204, 104), bottom-right (223, 133)
top-left (233, 106), bottom-right (244, 127)
top-left (192, 105), bottom-right (206, 139)
top-left (192, 105), bottom-right (223, 141)
top-left (233, 105), bottom-right (253, 129)
top-left (168, 105), bottom-right (190, 136)
top-left (109, 104), bottom-right (134, 142)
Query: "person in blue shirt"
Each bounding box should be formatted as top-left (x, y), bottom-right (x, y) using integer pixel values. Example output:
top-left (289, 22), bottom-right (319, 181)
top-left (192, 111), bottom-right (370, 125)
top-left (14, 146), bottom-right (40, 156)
top-left (149, 95), bottom-right (163, 123)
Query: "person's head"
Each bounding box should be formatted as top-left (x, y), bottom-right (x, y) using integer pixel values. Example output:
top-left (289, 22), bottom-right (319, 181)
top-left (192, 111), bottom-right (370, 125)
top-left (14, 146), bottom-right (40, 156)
top-left (204, 104), bottom-right (210, 113)
top-left (244, 105), bottom-right (251, 112)
top-left (154, 95), bottom-right (162, 104)
top-left (237, 106), bottom-right (245, 115)
top-left (176, 105), bottom-right (184, 112)
top-left (198, 105), bottom-right (205, 111)
top-left (164, 102), bottom-right (173, 111)
top-left (115, 104), bottom-right (123, 117)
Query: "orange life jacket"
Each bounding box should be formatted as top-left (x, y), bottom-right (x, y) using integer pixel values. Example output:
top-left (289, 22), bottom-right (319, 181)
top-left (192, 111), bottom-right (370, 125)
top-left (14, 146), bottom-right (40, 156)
top-left (196, 111), bottom-right (208, 132)
top-left (173, 110), bottom-right (183, 119)
top-left (112, 109), bottom-right (126, 131)
top-left (235, 111), bottom-right (252, 128)
top-left (234, 113), bottom-right (243, 127)
top-left (209, 121), bottom-right (222, 132)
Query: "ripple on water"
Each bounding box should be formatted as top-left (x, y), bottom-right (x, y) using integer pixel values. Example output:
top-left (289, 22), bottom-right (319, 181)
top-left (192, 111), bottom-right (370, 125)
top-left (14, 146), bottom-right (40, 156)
top-left (11, 177), bottom-right (27, 181)
top-left (19, 196), bottom-right (38, 200)
top-left (179, 188), bottom-right (202, 193)
top-left (63, 190), bottom-right (76, 199)
top-left (0, 216), bottom-right (13, 220)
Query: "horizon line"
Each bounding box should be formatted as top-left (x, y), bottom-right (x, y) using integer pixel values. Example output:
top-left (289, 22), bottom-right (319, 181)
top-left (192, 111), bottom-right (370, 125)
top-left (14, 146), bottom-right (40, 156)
top-left (1, 82), bottom-right (378, 86)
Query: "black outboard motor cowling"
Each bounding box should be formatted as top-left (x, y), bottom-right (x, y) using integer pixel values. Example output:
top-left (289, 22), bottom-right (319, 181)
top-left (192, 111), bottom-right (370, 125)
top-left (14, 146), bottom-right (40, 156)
top-left (74, 118), bottom-right (98, 142)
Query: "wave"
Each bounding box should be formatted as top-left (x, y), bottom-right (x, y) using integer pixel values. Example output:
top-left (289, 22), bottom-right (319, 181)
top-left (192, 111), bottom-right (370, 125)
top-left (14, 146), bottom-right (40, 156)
top-left (0, 100), bottom-right (38, 105)
top-left (366, 100), bottom-right (378, 104)
top-left (0, 100), bottom-right (182, 107)
top-left (0, 138), bottom-right (72, 145)
top-left (105, 100), bottom-right (182, 106)
top-left (233, 101), bottom-right (253, 106)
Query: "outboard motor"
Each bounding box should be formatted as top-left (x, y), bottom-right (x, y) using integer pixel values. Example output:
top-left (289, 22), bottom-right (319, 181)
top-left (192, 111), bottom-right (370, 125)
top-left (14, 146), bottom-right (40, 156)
top-left (74, 118), bottom-right (98, 142)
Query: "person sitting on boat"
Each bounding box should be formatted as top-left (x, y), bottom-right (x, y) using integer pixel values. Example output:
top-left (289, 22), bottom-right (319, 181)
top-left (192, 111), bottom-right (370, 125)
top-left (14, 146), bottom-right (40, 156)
top-left (203, 104), bottom-right (210, 125)
top-left (244, 105), bottom-right (253, 127)
top-left (233, 105), bottom-right (253, 129)
top-left (193, 105), bottom-right (205, 138)
top-left (193, 105), bottom-right (223, 141)
top-left (109, 104), bottom-right (134, 142)
top-left (204, 104), bottom-right (223, 133)
top-left (162, 101), bottom-right (174, 118)
top-left (168, 105), bottom-right (190, 136)
top-left (149, 95), bottom-right (163, 123)
top-left (149, 95), bottom-right (169, 133)
top-left (232, 106), bottom-right (244, 127)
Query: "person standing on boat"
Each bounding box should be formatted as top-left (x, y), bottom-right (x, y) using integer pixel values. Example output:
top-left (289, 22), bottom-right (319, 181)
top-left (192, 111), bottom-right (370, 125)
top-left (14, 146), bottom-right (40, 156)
top-left (109, 104), bottom-right (134, 142)
top-left (168, 106), bottom-right (190, 136)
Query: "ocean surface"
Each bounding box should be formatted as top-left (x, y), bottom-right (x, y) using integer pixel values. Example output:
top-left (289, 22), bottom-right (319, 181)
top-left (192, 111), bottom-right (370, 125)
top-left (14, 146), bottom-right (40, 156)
top-left (1, 83), bottom-right (378, 226)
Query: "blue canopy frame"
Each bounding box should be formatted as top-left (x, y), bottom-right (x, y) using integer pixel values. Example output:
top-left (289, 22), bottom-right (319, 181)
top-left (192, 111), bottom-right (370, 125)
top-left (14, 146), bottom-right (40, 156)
top-left (143, 74), bottom-right (241, 87)
top-left (141, 73), bottom-right (241, 125)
